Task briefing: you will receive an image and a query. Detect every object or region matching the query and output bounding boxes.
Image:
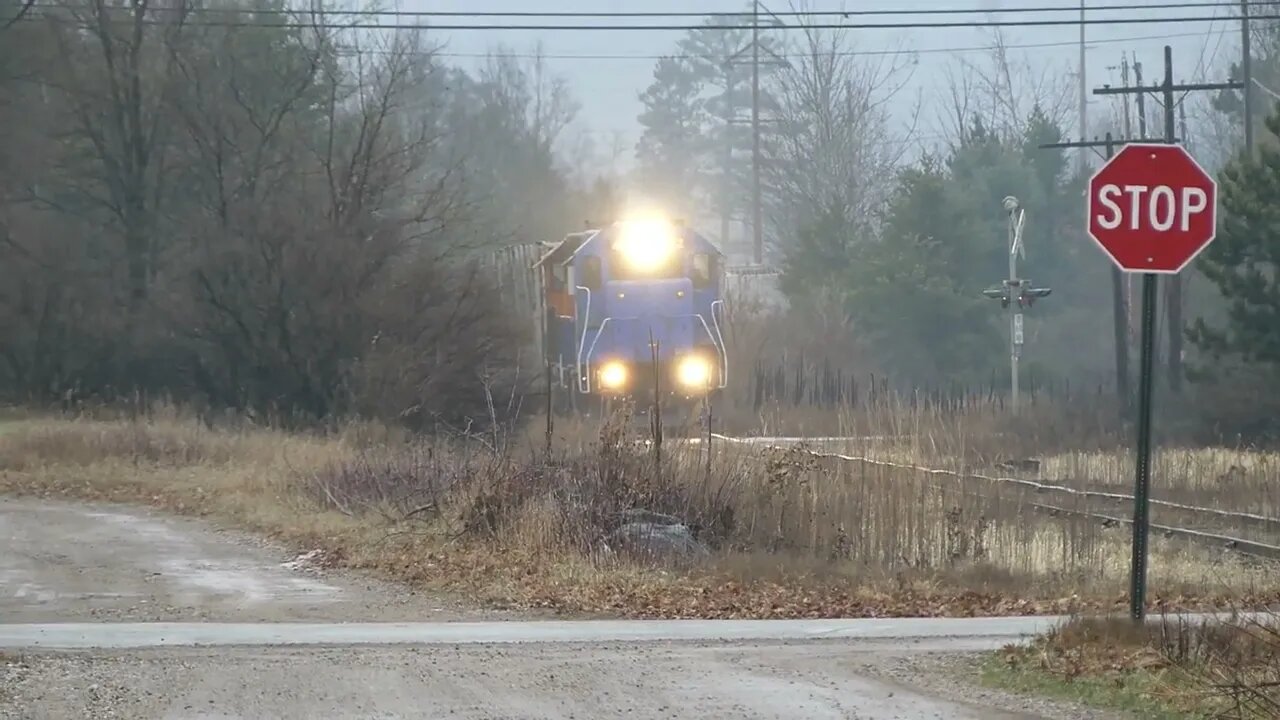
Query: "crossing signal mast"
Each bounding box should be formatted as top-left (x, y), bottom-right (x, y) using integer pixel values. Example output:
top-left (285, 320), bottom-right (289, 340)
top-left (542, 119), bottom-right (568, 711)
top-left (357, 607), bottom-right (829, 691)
top-left (983, 196), bottom-right (1051, 414)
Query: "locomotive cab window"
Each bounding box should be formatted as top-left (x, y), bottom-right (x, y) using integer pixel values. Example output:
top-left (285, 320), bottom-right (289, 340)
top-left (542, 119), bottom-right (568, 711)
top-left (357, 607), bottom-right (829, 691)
top-left (549, 264), bottom-right (567, 291)
top-left (609, 246), bottom-right (683, 280)
top-left (609, 221), bottom-right (685, 281)
top-left (691, 253), bottom-right (716, 289)
top-left (581, 256), bottom-right (603, 290)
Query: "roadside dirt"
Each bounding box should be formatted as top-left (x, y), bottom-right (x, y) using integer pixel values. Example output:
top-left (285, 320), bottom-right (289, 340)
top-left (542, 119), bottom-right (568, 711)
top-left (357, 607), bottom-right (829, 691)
top-left (0, 497), bottom-right (520, 623)
top-left (0, 642), bottom-right (1126, 720)
top-left (0, 496), bottom-right (1127, 719)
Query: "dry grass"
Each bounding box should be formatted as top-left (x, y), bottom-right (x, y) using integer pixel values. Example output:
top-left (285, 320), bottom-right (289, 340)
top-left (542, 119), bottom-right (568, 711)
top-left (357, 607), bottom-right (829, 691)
top-left (1041, 447), bottom-right (1280, 518)
top-left (989, 612), bottom-right (1280, 719)
top-left (0, 406), bottom-right (1277, 619)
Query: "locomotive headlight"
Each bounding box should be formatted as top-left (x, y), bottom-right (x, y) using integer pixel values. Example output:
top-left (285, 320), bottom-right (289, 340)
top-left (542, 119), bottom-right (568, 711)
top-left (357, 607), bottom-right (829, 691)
top-left (598, 361), bottom-right (629, 391)
top-left (615, 218), bottom-right (677, 272)
top-left (676, 355), bottom-right (713, 389)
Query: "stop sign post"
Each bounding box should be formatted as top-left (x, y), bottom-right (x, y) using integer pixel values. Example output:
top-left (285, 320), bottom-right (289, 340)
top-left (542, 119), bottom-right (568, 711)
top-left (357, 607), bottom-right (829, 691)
top-left (1086, 141), bottom-right (1218, 622)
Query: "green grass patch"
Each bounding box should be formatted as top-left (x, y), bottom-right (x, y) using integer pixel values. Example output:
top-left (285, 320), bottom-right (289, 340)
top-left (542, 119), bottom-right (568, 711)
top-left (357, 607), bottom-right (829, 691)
top-left (979, 650), bottom-right (1208, 719)
top-left (979, 613), bottom-right (1280, 719)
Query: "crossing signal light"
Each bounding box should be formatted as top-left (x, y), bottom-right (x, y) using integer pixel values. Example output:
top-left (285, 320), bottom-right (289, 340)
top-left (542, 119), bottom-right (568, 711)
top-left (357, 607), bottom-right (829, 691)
top-left (984, 283), bottom-right (1051, 309)
top-left (983, 287), bottom-right (1009, 308)
top-left (1019, 287), bottom-right (1052, 307)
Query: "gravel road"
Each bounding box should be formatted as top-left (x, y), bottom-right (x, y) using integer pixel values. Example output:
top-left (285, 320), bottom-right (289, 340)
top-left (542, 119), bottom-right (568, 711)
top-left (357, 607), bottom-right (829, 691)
top-left (0, 497), bottom-right (513, 624)
top-left (1, 642), bottom-right (1126, 720)
top-left (0, 497), bottom-right (1124, 719)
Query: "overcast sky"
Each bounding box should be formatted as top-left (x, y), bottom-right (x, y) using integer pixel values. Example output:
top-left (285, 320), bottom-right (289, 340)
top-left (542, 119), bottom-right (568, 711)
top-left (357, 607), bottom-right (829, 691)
top-left (397, 1), bottom-right (1242, 174)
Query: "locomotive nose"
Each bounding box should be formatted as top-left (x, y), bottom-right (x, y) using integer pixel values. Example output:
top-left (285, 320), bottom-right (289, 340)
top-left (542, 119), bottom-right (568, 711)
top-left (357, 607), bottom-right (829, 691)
top-left (606, 279), bottom-right (697, 360)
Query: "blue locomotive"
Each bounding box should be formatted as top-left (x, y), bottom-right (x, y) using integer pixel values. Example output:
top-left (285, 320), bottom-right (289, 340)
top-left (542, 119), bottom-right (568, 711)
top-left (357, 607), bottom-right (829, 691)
top-left (532, 217), bottom-right (728, 420)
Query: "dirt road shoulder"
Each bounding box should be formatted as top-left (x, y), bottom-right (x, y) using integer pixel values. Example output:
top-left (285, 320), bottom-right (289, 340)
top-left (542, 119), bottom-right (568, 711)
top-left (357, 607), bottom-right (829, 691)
top-left (0, 496), bottom-right (519, 623)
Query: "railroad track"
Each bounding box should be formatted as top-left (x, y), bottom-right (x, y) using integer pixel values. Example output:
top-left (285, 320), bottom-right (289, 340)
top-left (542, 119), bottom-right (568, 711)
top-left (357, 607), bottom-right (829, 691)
top-left (708, 434), bottom-right (1280, 562)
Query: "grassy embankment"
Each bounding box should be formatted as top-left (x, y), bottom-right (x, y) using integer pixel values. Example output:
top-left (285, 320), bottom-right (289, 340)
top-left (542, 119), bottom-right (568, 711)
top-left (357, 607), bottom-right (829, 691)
top-left (982, 613), bottom-right (1280, 719)
top-left (0, 403), bottom-right (1276, 619)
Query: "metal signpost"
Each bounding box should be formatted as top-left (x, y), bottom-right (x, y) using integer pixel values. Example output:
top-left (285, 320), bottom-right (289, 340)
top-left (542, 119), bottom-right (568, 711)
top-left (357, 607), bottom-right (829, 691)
top-left (1085, 142), bottom-right (1218, 621)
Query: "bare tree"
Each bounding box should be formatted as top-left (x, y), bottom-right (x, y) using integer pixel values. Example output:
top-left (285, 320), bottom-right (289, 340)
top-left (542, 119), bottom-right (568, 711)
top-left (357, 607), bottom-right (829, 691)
top-left (938, 30), bottom-right (1075, 148)
top-left (40, 0), bottom-right (190, 312)
top-left (0, 2), bottom-right (577, 424)
top-left (763, 0), bottom-right (916, 260)
top-left (1, 0), bottom-right (36, 30)
top-left (168, 28), bottom-right (488, 419)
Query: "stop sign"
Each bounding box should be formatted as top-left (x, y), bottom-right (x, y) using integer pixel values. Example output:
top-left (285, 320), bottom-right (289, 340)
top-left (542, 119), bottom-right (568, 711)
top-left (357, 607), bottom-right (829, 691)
top-left (1086, 143), bottom-right (1218, 274)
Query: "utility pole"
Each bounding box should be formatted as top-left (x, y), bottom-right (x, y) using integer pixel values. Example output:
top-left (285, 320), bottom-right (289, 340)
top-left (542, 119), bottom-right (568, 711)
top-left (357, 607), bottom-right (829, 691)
top-left (1121, 54), bottom-right (1135, 343)
top-left (1243, 0), bottom-right (1255, 154)
top-left (1162, 48), bottom-right (1185, 395)
top-left (1121, 54), bottom-right (1132, 142)
top-left (1135, 59), bottom-right (1147, 137)
top-left (1105, 133), bottom-right (1131, 418)
top-left (1092, 45), bottom-right (1240, 619)
top-left (1132, 55), bottom-right (1148, 345)
top-left (722, 61), bottom-right (734, 254)
top-left (1078, 0), bottom-right (1088, 179)
top-left (725, 3), bottom-right (787, 266)
top-left (983, 198), bottom-right (1050, 414)
top-left (751, 0), bottom-right (762, 266)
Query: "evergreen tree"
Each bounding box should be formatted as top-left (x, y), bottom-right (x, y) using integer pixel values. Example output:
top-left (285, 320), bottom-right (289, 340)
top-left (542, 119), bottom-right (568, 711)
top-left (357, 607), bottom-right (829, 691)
top-left (777, 110), bottom-right (1104, 385)
top-left (1213, 18), bottom-right (1280, 143)
top-left (634, 56), bottom-right (708, 217)
top-left (633, 7), bottom-right (781, 231)
top-left (1189, 109), bottom-right (1280, 371)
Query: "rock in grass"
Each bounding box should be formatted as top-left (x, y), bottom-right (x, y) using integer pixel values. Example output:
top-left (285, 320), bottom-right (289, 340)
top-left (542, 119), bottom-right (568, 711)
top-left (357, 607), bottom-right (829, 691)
top-left (607, 521), bottom-right (709, 563)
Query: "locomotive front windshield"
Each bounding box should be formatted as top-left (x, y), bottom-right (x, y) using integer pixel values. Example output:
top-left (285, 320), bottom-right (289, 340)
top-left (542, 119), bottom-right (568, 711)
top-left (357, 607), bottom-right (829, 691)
top-left (608, 244), bottom-right (685, 281)
top-left (607, 220), bottom-right (687, 281)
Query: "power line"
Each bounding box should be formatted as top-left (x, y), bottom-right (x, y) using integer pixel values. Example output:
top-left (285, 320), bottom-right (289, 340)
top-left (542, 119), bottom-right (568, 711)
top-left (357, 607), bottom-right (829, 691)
top-left (16, 10), bottom-right (1280, 32)
top-left (332, 29), bottom-right (1229, 62)
top-left (31, 0), bottom-right (1280, 19)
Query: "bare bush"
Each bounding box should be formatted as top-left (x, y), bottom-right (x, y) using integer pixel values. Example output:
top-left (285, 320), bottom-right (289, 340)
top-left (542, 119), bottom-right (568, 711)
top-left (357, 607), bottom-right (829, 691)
top-left (0, 3), bottom-right (551, 429)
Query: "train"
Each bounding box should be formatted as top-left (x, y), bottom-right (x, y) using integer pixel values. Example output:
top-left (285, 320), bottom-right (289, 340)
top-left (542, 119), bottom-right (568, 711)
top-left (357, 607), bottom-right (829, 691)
top-left (530, 217), bottom-right (729, 427)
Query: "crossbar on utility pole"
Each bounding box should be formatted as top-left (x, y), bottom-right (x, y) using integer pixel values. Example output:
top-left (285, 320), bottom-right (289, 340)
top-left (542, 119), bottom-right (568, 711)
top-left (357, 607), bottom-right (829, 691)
top-left (1091, 45), bottom-right (1242, 622)
top-left (1039, 137), bottom-right (1174, 152)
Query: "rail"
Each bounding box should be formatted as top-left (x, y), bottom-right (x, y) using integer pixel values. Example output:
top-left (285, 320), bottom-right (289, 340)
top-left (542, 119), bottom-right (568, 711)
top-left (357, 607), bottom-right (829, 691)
top-left (710, 434), bottom-right (1280, 562)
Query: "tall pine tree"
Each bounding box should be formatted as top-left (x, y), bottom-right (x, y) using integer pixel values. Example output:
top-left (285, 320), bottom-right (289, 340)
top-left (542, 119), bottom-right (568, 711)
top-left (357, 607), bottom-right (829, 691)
top-left (634, 56), bottom-right (708, 217)
top-left (1190, 109), bottom-right (1280, 371)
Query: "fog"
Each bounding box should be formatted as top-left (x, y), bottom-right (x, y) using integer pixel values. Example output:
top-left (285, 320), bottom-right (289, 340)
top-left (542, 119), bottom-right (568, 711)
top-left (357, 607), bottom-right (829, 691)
top-left (420, 0), bottom-right (1237, 173)
top-left (1, 0), bottom-right (1275, 442)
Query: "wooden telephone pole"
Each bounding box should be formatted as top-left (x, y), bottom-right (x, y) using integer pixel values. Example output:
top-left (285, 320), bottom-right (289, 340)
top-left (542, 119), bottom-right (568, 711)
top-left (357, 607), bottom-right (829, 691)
top-left (724, 2), bottom-right (787, 266)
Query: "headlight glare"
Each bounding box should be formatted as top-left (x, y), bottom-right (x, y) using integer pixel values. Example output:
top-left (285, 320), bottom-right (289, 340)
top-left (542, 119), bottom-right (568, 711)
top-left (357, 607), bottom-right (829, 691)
top-left (615, 219), bottom-right (677, 272)
top-left (598, 361), bottom-right (628, 391)
top-left (676, 355), bottom-right (713, 389)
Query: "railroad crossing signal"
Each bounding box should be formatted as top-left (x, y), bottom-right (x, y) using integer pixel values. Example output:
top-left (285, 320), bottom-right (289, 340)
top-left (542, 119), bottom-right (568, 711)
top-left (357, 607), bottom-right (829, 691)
top-left (1086, 143), bottom-right (1218, 274)
top-left (983, 280), bottom-right (1052, 310)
